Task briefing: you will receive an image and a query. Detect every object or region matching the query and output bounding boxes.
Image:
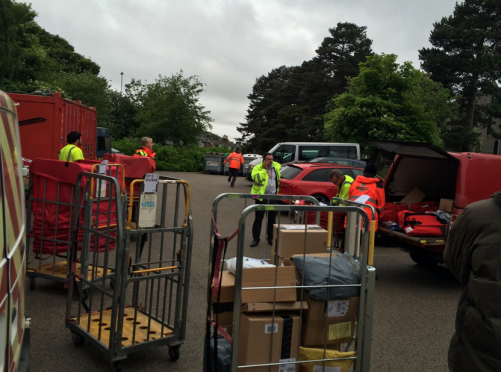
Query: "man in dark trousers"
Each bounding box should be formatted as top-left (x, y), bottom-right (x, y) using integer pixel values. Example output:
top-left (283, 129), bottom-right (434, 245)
top-left (224, 147), bottom-right (244, 187)
top-left (444, 191), bottom-right (501, 372)
top-left (250, 153), bottom-right (281, 247)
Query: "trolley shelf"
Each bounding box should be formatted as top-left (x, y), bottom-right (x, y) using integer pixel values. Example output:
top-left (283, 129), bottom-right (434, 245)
top-left (27, 262), bottom-right (113, 280)
top-left (71, 310), bottom-right (174, 347)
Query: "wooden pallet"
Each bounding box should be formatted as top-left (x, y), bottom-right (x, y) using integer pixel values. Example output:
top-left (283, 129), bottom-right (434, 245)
top-left (73, 309), bottom-right (174, 347)
top-left (29, 261), bottom-right (113, 280)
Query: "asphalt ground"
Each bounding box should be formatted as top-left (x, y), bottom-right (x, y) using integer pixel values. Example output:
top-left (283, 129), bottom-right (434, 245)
top-left (26, 171), bottom-right (462, 372)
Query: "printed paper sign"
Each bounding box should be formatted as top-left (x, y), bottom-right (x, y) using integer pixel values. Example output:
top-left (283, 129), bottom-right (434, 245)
top-left (264, 323), bottom-right (278, 334)
top-left (312, 366), bottom-right (341, 372)
top-left (99, 180), bottom-right (107, 198)
top-left (98, 160), bottom-right (108, 174)
top-left (279, 358), bottom-right (296, 372)
top-left (327, 300), bottom-right (349, 317)
top-left (138, 193), bottom-right (157, 228)
top-left (143, 173), bottom-right (159, 193)
top-left (328, 321), bottom-right (352, 341)
top-left (354, 194), bottom-right (370, 204)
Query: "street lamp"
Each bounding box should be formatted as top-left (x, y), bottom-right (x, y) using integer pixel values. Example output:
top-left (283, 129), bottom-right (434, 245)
top-left (120, 72), bottom-right (124, 95)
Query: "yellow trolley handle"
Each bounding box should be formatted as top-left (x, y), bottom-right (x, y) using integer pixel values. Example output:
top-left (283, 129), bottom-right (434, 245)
top-left (327, 212), bottom-right (333, 248)
top-left (127, 179), bottom-right (191, 229)
top-left (90, 164), bottom-right (126, 198)
top-left (369, 219), bottom-right (376, 266)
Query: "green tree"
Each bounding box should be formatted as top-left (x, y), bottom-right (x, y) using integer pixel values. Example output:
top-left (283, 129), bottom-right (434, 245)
top-left (129, 72), bottom-right (213, 146)
top-left (419, 0), bottom-right (501, 151)
top-left (107, 90), bottom-right (139, 139)
top-left (324, 54), bottom-right (459, 156)
top-left (238, 23), bottom-right (373, 154)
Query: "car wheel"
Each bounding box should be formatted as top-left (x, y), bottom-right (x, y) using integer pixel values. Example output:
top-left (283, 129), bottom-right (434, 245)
top-left (312, 194), bottom-right (329, 204)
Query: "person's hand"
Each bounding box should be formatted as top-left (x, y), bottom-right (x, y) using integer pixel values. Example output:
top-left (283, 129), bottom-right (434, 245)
top-left (263, 159), bottom-right (272, 169)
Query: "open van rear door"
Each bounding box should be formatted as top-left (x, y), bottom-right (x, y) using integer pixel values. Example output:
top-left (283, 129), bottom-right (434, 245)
top-left (367, 140), bottom-right (458, 161)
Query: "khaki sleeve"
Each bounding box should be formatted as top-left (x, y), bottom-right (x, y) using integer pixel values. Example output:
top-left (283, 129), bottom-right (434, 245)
top-left (444, 208), bottom-right (474, 285)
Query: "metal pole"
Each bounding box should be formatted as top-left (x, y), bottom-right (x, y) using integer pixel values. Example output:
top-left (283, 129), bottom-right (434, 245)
top-left (120, 72), bottom-right (124, 95)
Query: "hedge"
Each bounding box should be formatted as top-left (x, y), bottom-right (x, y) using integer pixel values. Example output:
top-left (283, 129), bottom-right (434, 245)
top-left (112, 138), bottom-right (232, 172)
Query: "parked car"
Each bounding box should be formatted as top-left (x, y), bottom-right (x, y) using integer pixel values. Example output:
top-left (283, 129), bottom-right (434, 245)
top-left (308, 157), bottom-right (366, 167)
top-left (111, 148), bottom-right (124, 155)
top-left (246, 142), bottom-right (361, 181)
top-left (278, 163), bottom-right (382, 204)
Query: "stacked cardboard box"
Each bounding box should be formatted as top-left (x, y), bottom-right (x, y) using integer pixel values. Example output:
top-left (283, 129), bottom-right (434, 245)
top-left (271, 224), bottom-right (329, 265)
top-left (211, 266), bottom-right (305, 371)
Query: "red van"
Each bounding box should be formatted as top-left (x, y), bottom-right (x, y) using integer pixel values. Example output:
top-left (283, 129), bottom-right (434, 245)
top-left (370, 140), bottom-right (501, 267)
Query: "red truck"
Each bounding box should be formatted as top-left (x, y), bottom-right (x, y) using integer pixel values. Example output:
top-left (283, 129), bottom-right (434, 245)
top-left (371, 140), bottom-right (501, 267)
top-left (8, 92), bottom-right (97, 161)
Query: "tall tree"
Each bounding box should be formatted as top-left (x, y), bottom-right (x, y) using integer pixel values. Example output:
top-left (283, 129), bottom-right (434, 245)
top-left (419, 0), bottom-right (501, 151)
top-left (324, 54), bottom-right (458, 156)
top-left (130, 72), bottom-right (213, 146)
top-left (106, 90), bottom-right (138, 139)
top-left (238, 23), bottom-right (373, 154)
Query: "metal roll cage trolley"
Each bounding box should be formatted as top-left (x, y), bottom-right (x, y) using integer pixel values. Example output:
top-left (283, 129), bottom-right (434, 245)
top-left (205, 193), bottom-right (376, 372)
top-left (65, 172), bottom-right (193, 372)
top-left (26, 161), bottom-right (125, 290)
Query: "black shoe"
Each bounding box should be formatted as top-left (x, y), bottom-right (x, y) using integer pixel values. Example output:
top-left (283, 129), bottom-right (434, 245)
top-left (267, 239), bottom-right (273, 246)
top-left (227, 177), bottom-right (231, 182)
top-left (250, 240), bottom-right (259, 247)
top-left (231, 184), bottom-right (234, 187)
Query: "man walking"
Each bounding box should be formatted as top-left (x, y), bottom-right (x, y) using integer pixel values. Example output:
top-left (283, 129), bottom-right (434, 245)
top-left (58, 131), bottom-right (84, 162)
top-left (134, 137), bottom-right (156, 159)
top-left (348, 164), bottom-right (385, 229)
top-left (224, 147), bottom-right (244, 187)
top-left (250, 153), bottom-right (281, 247)
top-left (444, 191), bottom-right (501, 371)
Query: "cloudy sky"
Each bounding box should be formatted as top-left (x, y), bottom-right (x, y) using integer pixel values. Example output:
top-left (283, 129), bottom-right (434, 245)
top-left (28, 0), bottom-right (461, 141)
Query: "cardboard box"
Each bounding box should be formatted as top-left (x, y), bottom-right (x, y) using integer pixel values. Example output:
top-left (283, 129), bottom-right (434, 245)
top-left (439, 198), bottom-right (454, 213)
top-left (212, 267), bottom-right (297, 304)
top-left (214, 301), bottom-right (308, 328)
top-left (300, 290), bottom-right (358, 346)
top-left (272, 224), bottom-right (328, 258)
top-left (400, 187), bottom-right (425, 208)
top-left (270, 249), bottom-right (293, 267)
top-left (238, 313), bottom-right (300, 372)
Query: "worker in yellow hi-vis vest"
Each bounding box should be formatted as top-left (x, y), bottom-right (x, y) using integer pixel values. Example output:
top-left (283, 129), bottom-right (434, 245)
top-left (58, 131), bottom-right (84, 162)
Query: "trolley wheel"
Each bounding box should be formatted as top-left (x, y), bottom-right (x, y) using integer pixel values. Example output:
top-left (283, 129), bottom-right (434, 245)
top-left (71, 331), bottom-right (85, 347)
top-left (168, 346), bottom-right (180, 362)
top-left (29, 277), bottom-right (36, 291)
top-left (111, 361), bottom-right (122, 372)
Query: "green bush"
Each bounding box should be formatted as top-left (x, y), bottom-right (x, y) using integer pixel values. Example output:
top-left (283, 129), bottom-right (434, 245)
top-left (111, 138), bottom-right (232, 172)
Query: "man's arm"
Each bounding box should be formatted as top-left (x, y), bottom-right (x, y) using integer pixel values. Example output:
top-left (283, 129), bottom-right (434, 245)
top-left (444, 208), bottom-right (474, 285)
top-left (72, 147), bottom-right (85, 162)
top-left (224, 154), bottom-right (230, 164)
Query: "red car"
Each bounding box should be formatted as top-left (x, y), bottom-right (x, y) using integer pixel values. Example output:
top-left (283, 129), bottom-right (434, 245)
top-left (279, 163), bottom-right (380, 204)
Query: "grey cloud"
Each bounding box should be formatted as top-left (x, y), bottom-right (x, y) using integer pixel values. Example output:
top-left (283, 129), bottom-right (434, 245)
top-left (29, 0), bottom-right (460, 141)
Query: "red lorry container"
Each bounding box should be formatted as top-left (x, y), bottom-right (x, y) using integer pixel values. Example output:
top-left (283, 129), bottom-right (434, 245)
top-left (8, 92), bottom-right (97, 160)
top-left (369, 140), bottom-right (501, 267)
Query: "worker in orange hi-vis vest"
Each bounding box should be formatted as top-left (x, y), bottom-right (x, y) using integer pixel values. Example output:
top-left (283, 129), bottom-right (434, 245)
top-left (348, 163), bottom-right (385, 230)
top-left (224, 147), bottom-right (244, 187)
top-left (134, 137), bottom-right (156, 159)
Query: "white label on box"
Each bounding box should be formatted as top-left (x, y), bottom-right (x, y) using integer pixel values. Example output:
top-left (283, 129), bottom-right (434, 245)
top-left (264, 323), bottom-right (278, 334)
top-left (327, 300), bottom-right (349, 317)
top-left (279, 358), bottom-right (296, 372)
top-left (138, 193), bottom-right (157, 228)
top-left (312, 366), bottom-right (341, 372)
top-left (280, 224), bottom-right (322, 230)
top-left (143, 173), bottom-right (159, 193)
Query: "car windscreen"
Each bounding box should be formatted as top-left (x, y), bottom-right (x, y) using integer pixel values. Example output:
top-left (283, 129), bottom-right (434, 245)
top-left (280, 165), bottom-right (303, 180)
